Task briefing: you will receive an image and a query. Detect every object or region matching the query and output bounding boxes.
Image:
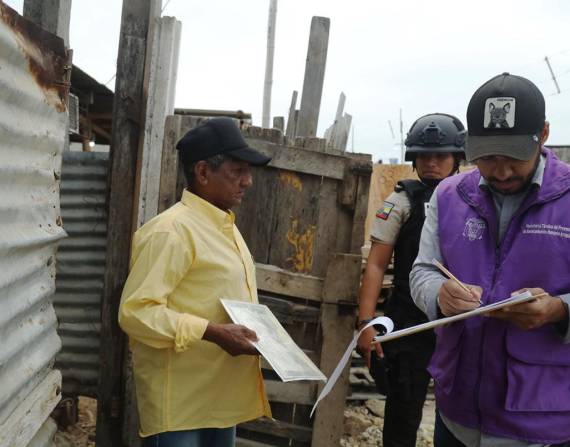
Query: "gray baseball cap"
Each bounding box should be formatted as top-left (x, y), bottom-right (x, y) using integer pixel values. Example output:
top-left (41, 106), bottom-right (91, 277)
top-left (465, 73), bottom-right (545, 162)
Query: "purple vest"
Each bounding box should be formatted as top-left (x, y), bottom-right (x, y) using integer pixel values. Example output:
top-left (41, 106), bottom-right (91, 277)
top-left (430, 148), bottom-right (570, 443)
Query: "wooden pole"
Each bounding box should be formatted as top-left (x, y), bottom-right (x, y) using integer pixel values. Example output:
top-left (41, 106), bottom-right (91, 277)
top-left (297, 16), bottom-right (330, 138)
top-left (96, 1), bottom-right (160, 445)
top-left (285, 90), bottom-right (298, 138)
top-left (262, 0), bottom-right (278, 129)
top-left (23, 0), bottom-right (72, 47)
top-left (136, 15), bottom-right (182, 228)
top-left (273, 116), bottom-right (284, 132)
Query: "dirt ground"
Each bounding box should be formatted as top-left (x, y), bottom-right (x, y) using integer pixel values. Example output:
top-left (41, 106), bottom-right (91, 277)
top-left (54, 397), bottom-right (96, 447)
top-left (341, 398), bottom-right (436, 447)
top-left (54, 396), bottom-right (435, 446)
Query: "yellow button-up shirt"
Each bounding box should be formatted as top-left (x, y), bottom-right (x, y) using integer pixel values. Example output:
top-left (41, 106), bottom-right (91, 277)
top-left (119, 190), bottom-right (271, 437)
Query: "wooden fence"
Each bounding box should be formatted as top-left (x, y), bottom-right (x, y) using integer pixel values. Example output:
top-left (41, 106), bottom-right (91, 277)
top-left (159, 115), bottom-right (372, 446)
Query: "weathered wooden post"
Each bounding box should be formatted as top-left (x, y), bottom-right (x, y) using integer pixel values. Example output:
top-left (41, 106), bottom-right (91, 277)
top-left (297, 16), bottom-right (330, 138)
top-left (262, 0), bottom-right (278, 129)
top-left (96, 1), bottom-right (160, 445)
top-left (23, 0), bottom-right (72, 47)
top-left (285, 90), bottom-right (298, 138)
top-left (136, 15), bottom-right (182, 228)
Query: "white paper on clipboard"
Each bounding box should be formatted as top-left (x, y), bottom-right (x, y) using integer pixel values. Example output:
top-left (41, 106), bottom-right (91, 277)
top-left (373, 290), bottom-right (534, 343)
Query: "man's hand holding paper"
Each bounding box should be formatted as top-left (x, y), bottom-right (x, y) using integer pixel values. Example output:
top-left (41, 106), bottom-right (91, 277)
top-left (486, 287), bottom-right (568, 330)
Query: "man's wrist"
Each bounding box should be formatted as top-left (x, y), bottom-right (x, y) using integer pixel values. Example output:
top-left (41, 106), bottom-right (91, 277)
top-left (202, 321), bottom-right (223, 343)
top-left (356, 318), bottom-right (374, 330)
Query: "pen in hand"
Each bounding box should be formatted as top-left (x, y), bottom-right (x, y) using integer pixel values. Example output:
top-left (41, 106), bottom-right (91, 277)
top-left (432, 259), bottom-right (482, 304)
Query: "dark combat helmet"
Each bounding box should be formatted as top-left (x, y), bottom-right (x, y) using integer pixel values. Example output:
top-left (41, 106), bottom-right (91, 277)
top-left (404, 113), bottom-right (466, 162)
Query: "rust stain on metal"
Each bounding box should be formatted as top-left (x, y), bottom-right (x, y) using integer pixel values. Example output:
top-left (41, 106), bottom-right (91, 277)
top-left (286, 219), bottom-right (316, 274)
top-left (0, 3), bottom-right (69, 112)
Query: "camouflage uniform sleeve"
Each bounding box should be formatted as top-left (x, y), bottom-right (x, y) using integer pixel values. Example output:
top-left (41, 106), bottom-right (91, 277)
top-left (370, 190), bottom-right (411, 245)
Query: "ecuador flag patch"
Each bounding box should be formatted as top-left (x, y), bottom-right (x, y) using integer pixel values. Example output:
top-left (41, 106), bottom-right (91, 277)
top-left (376, 201), bottom-right (395, 220)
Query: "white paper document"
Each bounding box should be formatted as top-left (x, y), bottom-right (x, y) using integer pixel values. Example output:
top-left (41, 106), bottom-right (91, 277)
top-left (310, 316), bottom-right (394, 417)
top-left (221, 299), bottom-right (327, 383)
top-left (373, 290), bottom-right (534, 343)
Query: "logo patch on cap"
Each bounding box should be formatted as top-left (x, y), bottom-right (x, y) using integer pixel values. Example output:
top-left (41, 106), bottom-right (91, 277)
top-left (484, 97), bottom-right (515, 129)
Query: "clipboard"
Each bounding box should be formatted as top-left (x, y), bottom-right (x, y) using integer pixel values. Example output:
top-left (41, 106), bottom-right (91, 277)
top-left (373, 290), bottom-right (535, 343)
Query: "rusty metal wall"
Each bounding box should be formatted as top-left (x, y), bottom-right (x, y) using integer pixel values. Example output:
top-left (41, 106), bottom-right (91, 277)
top-left (0, 4), bottom-right (68, 446)
top-left (54, 151), bottom-right (109, 398)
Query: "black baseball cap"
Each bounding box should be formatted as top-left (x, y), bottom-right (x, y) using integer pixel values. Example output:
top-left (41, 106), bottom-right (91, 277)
top-left (466, 73), bottom-right (545, 162)
top-left (176, 117), bottom-right (271, 166)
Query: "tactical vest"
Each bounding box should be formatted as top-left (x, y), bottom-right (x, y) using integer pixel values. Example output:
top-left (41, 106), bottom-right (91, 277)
top-left (385, 179), bottom-right (435, 350)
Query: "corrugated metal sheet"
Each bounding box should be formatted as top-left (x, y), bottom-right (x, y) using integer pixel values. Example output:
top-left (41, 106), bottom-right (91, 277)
top-left (27, 418), bottom-right (57, 447)
top-left (0, 4), bottom-right (68, 446)
top-left (54, 151), bottom-right (109, 397)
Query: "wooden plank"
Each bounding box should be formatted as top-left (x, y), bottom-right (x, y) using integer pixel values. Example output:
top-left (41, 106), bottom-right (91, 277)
top-left (245, 138), bottom-right (347, 180)
top-left (240, 418), bottom-right (312, 443)
top-left (267, 171), bottom-right (321, 275)
top-left (264, 380), bottom-right (317, 405)
top-left (136, 16), bottom-right (181, 227)
top-left (261, 0), bottom-right (277, 129)
top-left (285, 91), bottom-right (298, 138)
top-left (158, 115), bottom-right (182, 213)
top-left (234, 168), bottom-right (279, 264)
top-left (297, 17), bottom-right (330, 138)
top-left (255, 263), bottom-right (323, 302)
top-left (340, 154), bottom-right (372, 211)
top-left (311, 178), bottom-right (341, 277)
top-left (259, 294), bottom-right (320, 324)
top-left (273, 116), bottom-right (284, 132)
top-left (23, 0), bottom-right (71, 47)
top-left (351, 172), bottom-right (372, 254)
top-left (0, 370), bottom-right (61, 447)
top-left (312, 254), bottom-right (361, 446)
top-left (96, 2), bottom-right (160, 446)
top-left (321, 253), bottom-right (361, 305)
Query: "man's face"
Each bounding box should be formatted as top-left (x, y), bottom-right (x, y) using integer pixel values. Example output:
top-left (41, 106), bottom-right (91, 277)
top-left (204, 159), bottom-right (253, 210)
top-left (415, 152), bottom-right (456, 180)
top-left (475, 149), bottom-right (540, 195)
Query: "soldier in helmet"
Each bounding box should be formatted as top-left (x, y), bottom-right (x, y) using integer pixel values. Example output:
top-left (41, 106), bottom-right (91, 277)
top-left (357, 113), bottom-right (466, 447)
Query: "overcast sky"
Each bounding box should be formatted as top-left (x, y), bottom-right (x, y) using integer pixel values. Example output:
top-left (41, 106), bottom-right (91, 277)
top-left (6, 0), bottom-right (570, 161)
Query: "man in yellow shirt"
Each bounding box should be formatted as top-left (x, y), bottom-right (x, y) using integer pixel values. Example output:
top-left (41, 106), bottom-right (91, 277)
top-left (119, 118), bottom-right (272, 446)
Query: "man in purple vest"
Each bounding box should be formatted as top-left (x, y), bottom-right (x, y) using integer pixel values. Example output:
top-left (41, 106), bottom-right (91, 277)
top-left (410, 73), bottom-right (570, 446)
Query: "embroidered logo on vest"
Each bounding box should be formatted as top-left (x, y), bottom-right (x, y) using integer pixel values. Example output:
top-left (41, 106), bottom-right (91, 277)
top-left (463, 217), bottom-right (486, 241)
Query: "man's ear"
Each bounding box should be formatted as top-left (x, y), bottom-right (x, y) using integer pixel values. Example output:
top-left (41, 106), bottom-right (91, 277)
top-left (540, 121), bottom-right (550, 146)
top-left (194, 160), bottom-right (209, 186)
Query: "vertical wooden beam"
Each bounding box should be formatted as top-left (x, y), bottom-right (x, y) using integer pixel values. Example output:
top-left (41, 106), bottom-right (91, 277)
top-left (297, 16), bottom-right (330, 138)
top-left (285, 90), bottom-right (298, 138)
top-left (158, 115), bottom-right (183, 213)
top-left (338, 113), bottom-right (353, 152)
top-left (272, 116), bottom-right (284, 132)
top-left (96, 1), bottom-right (160, 445)
top-left (312, 253), bottom-right (361, 447)
top-left (23, 0), bottom-right (72, 47)
top-left (262, 0), bottom-right (278, 129)
top-left (136, 15), bottom-right (182, 228)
